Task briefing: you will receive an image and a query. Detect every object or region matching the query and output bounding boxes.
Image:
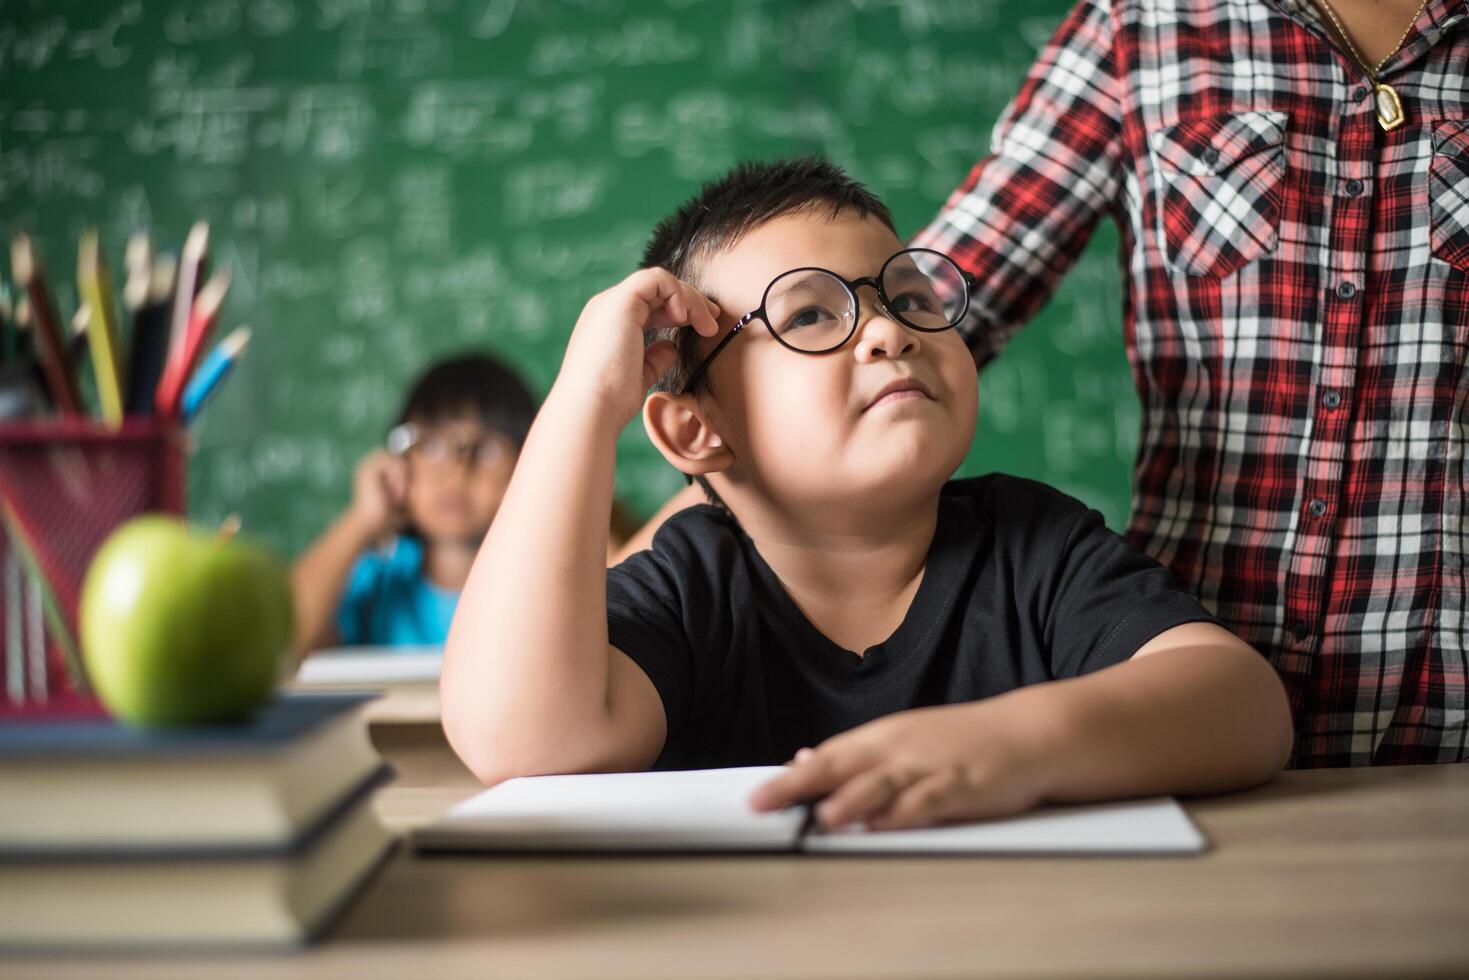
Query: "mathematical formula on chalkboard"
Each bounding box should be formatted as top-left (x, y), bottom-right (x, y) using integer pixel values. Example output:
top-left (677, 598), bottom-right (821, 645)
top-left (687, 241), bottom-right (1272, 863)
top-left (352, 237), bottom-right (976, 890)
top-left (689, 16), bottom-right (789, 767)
top-left (2, 0), bottom-right (1134, 550)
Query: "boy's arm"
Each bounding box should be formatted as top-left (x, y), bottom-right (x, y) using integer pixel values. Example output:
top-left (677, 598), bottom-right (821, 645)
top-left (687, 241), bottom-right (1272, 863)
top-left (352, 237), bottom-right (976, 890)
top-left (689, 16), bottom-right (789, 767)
top-left (441, 269), bottom-right (720, 786)
top-left (1025, 622), bottom-right (1294, 801)
top-left (751, 623), bottom-right (1293, 829)
top-left (288, 450), bottom-right (406, 662)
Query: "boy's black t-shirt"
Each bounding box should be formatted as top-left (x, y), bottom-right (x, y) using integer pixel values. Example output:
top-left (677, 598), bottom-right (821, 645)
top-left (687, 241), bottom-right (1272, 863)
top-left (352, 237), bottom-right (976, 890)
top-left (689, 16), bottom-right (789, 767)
top-left (606, 475), bottom-right (1221, 771)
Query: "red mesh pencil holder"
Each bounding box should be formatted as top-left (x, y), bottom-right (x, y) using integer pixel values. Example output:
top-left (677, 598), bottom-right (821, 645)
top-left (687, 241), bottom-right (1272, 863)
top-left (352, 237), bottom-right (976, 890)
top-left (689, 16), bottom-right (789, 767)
top-left (0, 419), bottom-right (185, 718)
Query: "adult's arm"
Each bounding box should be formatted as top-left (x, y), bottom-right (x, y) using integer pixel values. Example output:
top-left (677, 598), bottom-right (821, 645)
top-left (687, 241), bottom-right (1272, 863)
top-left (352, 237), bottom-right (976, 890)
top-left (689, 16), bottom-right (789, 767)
top-left (910, 0), bottom-right (1126, 367)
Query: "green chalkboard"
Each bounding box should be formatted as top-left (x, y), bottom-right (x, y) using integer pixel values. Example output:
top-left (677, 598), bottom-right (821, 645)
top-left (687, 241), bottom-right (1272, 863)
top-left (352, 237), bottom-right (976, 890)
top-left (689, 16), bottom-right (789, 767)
top-left (1, 0), bottom-right (1135, 554)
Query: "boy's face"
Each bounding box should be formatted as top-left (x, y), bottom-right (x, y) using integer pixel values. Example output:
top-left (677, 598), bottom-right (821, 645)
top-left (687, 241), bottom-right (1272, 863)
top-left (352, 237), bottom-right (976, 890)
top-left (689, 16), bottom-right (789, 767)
top-left (690, 211), bottom-right (978, 510)
top-left (403, 414), bottom-right (517, 545)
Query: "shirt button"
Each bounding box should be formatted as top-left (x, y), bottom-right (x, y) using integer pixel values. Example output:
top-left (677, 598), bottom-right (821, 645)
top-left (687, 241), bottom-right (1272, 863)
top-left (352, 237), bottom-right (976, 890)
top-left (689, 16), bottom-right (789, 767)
top-left (1292, 622), bottom-right (1310, 642)
top-left (1201, 147), bottom-right (1220, 165)
top-left (1308, 498), bottom-right (1328, 518)
top-left (1352, 86), bottom-right (1369, 102)
top-left (1321, 388), bottom-right (1343, 410)
top-left (1336, 281), bottom-right (1357, 300)
top-left (1343, 178), bottom-right (1364, 197)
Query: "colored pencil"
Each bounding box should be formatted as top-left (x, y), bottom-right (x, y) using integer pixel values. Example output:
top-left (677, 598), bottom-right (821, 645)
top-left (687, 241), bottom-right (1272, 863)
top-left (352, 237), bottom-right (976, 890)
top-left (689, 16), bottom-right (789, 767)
top-left (0, 502), bottom-right (52, 703)
top-left (0, 499), bottom-right (85, 698)
top-left (123, 233), bottom-right (152, 291)
top-left (9, 234), bottom-right (81, 416)
top-left (2, 302), bottom-right (47, 419)
top-left (156, 269), bottom-right (228, 416)
top-left (69, 304), bottom-right (91, 371)
top-left (163, 222), bottom-right (209, 393)
top-left (76, 230), bottom-right (127, 425)
top-left (182, 326), bottom-right (250, 422)
top-left (4, 544), bottom-right (21, 705)
top-left (124, 255), bottom-right (175, 416)
top-left (121, 234), bottom-right (152, 328)
top-left (24, 569), bottom-right (45, 703)
top-left (11, 297), bottom-right (33, 361)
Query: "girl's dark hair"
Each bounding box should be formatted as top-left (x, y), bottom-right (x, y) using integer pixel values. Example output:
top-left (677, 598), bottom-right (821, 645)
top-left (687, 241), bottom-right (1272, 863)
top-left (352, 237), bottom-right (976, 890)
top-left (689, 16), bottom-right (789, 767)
top-left (640, 157), bottom-right (897, 395)
top-left (395, 352), bottom-right (537, 447)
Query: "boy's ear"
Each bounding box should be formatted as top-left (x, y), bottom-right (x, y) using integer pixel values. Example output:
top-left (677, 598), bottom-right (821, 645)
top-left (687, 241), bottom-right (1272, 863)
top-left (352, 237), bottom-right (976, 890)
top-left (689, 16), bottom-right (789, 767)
top-left (642, 391), bottom-right (733, 476)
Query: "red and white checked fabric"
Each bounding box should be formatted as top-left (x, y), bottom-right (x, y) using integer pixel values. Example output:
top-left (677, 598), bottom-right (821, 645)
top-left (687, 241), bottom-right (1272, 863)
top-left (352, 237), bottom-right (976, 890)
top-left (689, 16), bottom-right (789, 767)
top-left (913, 0), bottom-right (1468, 767)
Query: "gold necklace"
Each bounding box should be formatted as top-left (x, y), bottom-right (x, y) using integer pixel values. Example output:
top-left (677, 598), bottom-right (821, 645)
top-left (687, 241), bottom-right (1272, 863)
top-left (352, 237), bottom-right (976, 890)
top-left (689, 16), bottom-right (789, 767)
top-left (1312, 0), bottom-right (1431, 131)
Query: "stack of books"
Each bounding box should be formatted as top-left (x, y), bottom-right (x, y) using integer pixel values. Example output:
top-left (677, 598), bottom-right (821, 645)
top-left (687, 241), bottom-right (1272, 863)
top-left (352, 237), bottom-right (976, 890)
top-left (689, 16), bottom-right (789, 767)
top-left (0, 691), bottom-right (395, 947)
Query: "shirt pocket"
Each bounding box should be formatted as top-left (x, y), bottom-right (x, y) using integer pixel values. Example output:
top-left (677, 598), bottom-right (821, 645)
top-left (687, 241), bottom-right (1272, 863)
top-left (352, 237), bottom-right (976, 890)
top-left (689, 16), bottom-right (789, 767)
top-left (1150, 110), bottom-right (1288, 278)
top-left (1428, 118), bottom-right (1469, 271)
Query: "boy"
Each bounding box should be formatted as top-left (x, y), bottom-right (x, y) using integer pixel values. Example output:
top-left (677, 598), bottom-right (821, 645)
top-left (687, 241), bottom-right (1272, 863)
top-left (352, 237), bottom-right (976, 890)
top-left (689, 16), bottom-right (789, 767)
top-left (442, 160), bottom-right (1293, 831)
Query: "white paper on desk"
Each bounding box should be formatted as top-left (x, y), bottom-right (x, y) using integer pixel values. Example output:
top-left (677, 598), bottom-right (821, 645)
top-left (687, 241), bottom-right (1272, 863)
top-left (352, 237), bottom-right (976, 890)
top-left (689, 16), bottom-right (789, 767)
top-left (802, 796), bottom-right (1207, 855)
top-left (415, 767), bottom-right (1207, 856)
top-left (295, 646), bottom-right (443, 686)
top-left (415, 767), bottom-right (807, 852)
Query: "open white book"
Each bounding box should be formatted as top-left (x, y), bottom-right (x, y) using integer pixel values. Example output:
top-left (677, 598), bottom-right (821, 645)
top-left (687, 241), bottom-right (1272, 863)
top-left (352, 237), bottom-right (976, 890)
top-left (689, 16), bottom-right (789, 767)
top-left (414, 767), bottom-right (1208, 855)
top-left (295, 646), bottom-right (443, 686)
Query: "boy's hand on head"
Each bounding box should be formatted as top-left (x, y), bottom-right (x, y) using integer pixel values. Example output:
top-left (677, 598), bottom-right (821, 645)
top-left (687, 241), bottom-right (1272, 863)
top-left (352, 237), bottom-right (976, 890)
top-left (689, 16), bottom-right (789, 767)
top-left (747, 700), bottom-right (1059, 831)
top-left (556, 268), bottom-right (720, 425)
top-left (349, 449), bottom-right (410, 542)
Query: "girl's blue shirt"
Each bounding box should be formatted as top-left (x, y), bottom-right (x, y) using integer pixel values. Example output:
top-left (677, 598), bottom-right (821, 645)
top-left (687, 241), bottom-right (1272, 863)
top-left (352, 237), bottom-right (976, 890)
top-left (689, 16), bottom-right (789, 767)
top-left (336, 536), bottom-right (458, 646)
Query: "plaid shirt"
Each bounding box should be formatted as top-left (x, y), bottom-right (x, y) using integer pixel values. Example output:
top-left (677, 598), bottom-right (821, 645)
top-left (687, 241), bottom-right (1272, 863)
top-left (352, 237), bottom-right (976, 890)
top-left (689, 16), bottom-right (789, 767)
top-left (913, 0), bottom-right (1468, 767)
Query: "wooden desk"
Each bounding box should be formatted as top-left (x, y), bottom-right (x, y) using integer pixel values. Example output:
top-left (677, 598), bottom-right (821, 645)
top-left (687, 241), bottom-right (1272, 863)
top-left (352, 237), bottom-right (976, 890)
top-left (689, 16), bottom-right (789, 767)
top-left (291, 679), bottom-right (475, 788)
top-left (350, 681), bottom-right (457, 787)
top-left (7, 764), bottom-right (1466, 978)
top-left (288, 676), bottom-right (442, 727)
top-left (358, 681), bottom-right (440, 727)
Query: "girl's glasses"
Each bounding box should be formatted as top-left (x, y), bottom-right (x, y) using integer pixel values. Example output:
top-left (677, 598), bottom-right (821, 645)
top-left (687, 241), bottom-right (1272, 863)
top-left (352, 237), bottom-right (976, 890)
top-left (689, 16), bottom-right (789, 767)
top-left (386, 423), bottom-right (508, 471)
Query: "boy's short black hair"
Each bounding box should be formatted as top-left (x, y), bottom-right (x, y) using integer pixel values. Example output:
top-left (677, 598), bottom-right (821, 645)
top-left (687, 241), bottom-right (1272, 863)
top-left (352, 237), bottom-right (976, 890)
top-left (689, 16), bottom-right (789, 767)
top-left (641, 157), bottom-right (897, 395)
top-left (395, 351), bottom-right (537, 448)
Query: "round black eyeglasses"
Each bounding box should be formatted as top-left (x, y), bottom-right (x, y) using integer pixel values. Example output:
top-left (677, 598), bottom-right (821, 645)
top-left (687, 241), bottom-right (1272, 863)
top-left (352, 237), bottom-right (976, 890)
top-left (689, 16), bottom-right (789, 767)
top-left (679, 248), bottom-right (975, 394)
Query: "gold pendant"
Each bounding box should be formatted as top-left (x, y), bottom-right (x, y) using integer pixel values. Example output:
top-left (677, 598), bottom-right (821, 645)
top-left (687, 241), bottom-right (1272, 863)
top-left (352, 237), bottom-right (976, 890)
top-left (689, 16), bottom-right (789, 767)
top-left (1374, 82), bottom-right (1405, 131)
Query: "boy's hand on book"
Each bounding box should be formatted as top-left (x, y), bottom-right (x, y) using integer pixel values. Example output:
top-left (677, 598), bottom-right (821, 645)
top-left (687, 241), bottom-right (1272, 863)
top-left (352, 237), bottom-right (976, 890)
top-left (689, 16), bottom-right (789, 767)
top-left (556, 268), bottom-right (720, 425)
top-left (748, 700), bottom-right (1057, 831)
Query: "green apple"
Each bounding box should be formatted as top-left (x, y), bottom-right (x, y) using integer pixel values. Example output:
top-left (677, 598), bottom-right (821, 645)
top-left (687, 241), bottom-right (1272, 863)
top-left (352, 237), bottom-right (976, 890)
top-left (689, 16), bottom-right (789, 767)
top-left (80, 515), bottom-right (294, 726)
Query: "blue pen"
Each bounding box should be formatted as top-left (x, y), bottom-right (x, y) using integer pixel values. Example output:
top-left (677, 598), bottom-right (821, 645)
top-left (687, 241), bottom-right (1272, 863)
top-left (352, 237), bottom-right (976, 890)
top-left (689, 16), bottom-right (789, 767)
top-left (182, 325), bottom-right (250, 422)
